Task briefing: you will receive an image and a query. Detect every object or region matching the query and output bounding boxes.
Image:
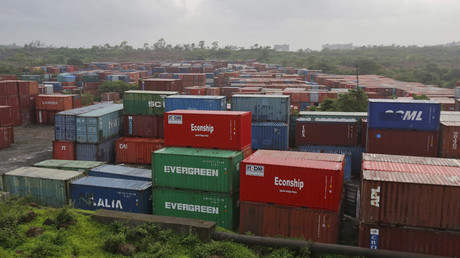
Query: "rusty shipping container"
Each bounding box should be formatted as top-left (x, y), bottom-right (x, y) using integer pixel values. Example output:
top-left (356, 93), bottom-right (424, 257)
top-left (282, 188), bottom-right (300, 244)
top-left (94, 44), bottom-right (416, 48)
top-left (35, 95), bottom-right (73, 111)
top-left (439, 121), bottom-right (460, 158)
top-left (296, 118), bottom-right (358, 146)
top-left (142, 79), bottom-right (183, 92)
top-left (362, 152), bottom-right (460, 167)
top-left (53, 141), bottom-right (75, 160)
top-left (239, 201), bottom-right (341, 243)
top-left (123, 115), bottom-right (164, 138)
top-left (36, 110), bottom-right (58, 125)
top-left (240, 150), bottom-right (344, 211)
top-left (362, 160), bottom-right (460, 175)
top-left (366, 129), bottom-right (438, 157)
top-left (115, 137), bottom-right (165, 164)
top-left (359, 223), bottom-right (460, 257)
top-left (0, 127), bottom-right (13, 150)
top-left (360, 169), bottom-right (460, 230)
top-left (0, 105), bottom-right (13, 126)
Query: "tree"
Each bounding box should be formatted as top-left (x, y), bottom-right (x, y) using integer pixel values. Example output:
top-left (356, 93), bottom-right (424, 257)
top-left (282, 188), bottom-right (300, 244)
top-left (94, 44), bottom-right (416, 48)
top-left (211, 41), bottom-right (219, 50)
top-left (412, 94), bottom-right (430, 100)
top-left (153, 38), bottom-right (166, 50)
top-left (313, 89), bottom-right (368, 112)
top-left (67, 58), bottom-right (84, 66)
top-left (198, 40), bottom-right (205, 49)
top-left (98, 81), bottom-right (138, 98)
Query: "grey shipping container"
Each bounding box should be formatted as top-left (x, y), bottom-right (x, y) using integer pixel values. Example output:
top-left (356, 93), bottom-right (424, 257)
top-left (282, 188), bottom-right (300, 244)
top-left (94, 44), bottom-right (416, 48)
top-left (70, 176), bottom-right (152, 214)
top-left (231, 95), bottom-right (290, 122)
top-left (76, 104), bottom-right (123, 143)
top-left (55, 102), bottom-right (115, 141)
top-left (88, 165), bottom-right (151, 181)
top-left (251, 122), bottom-right (289, 150)
top-left (76, 136), bottom-right (120, 162)
top-left (4, 167), bottom-right (84, 207)
top-left (165, 95), bottom-right (226, 112)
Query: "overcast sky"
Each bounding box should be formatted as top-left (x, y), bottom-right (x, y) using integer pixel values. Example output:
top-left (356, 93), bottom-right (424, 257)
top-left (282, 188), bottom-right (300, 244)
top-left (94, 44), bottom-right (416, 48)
top-left (0, 0), bottom-right (458, 51)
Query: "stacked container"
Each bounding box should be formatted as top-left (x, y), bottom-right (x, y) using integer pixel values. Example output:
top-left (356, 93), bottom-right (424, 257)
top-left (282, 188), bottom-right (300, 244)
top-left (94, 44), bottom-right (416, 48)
top-left (231, 95), bottom-right (290, 150)
top-left (0, 105), bottom-right (14, 150)
top-left (0, 80), bottom-right (39, 125)
top-left (366, 99), bottom-right (441, 157)
top-left (76, 104), bottom-right (123, 162)
top-left (152, 110), bottom-right (252, 230)
top-left (36, 95), bottom-right (82, 125)
top-left (239, 150), bottom-right (345, 243)
top-left (116, 90), bottom-right (178, 164)
top-left (359, 153), bottom-right (460, 257)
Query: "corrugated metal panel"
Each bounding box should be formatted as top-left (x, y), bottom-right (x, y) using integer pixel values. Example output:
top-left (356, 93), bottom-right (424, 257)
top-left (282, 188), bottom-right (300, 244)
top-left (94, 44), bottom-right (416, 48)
top-left (123, 90), bottom-right (178, 116)
top-left (298, 111), bottom-right (367, 120)
top-left (88, 165), bottom-right (151, 181)
top-left (76, 104), bottom-right (123, 143)
top-left (362, 169), bottom-right (460, 185)
top-left (363, 160), bottom-right (460, 176)
top-left (251, 149), bottom-right (345, 162)
top-left (251, 122), bottom-right (288, 150)
top-left (36, 95), bottom-right (73, 111)
top-left (361, 170), bottom-right (460, 229)
top-left (34, 159), bottom-right (105, 173)
top-left (231, 95), bottom-right (290, 122)
top-left (362, 153), bottom-right (460, 167)
top-left (165, 95), bottom-right (226, 112)
top-left (296, 118), bottom-right (358, 146)
top-left (52, 141), bottom-right (75, 160)
top-left (123, 115), bottom-right (164, 138)
top-left (164, 110), bottom-right (252, 151)
top-left (358, 223), bottom-right (460, 257)
top-left (366, 129), bottom-right (438, 157)
top-left (70, 176), bottom-right (152, 214)
top-left (152, 187), bottom-right (239, 230)
top-left (4, 167), bottom-right (84, 207)
top-left (439, 121), bottom-right (460, 158)
top-left (76, 136), bottom-right (119, 162)
top-left (153, 147), bottom-right (243, 193)
top-left (367, 99), bottom-right (441, 131)
top-left (115, 137), bottom-right (164, 164)
top-left (240, 201), bottom-right (341, 243)
top-left (240, 152), bottom-right (344, 211)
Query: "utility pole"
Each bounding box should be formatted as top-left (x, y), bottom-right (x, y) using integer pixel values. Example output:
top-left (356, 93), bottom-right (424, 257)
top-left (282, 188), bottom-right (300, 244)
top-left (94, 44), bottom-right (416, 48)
top-left (355, 59), bottom-right (359, 89)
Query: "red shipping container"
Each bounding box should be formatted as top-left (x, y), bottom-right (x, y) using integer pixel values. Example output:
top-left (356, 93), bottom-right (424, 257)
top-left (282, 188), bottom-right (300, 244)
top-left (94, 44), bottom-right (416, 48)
top-left (240, 150), bottom-right (344, 211)
top-left (0, 126), bottom-right (13, 149)
top-left (11, 109), bottom-right (21, 126)
top-left (361, 119), bottom-right (367, 148)
top-left (123, 115), bottom-right (164, 138)
top-left (6, 81), bottom-right (18, 96)
top-left (359, 223), bottom-right (460, 257)
top-left (0, 75), bottom-right (17, 80)
top-left (0, 81), bottom-right (7, 96)
top-left (439, 121), bottom-right (460, 158)
top-left (18, 81), bottom-right (39, 96)
top-left (36, 110), bottom-right (57, 125)
top-left (7, 96), bottom-right (19, 108)
top-left (143, 79), bottom-right (183, 92)
top-left (53, 141), bottom-right (75, 160)
top-left (240, 201), bottom-right (341, 243)
top-left (362, 152), bottom-right (460, 167)
top-left (35, 95), bottom-right (73, 111)
top-left (296, 119), bottom-right (358, 146)
top-left (0, 97), bottom-right (7, 106)
top-left (83, 82), bottom-right (101, 90)
top-left (367, 129), bottom-right (438, 157)
top-left (21, 110), bottom-right (36, 124)
top-left (19, 95), bottom-right (36, 110)
top-left (101, 92), bottom-right (120, 101)
top-left (164, 110), bottom-right (252, 151)
top-left (362, 160), bottom-right (460, 176)
top-left (115, 137), bottom-right (165, 164)
top-left (0, 105), bottom-right (13, 126)
top-left (71, 95), bottom-right (82, 109)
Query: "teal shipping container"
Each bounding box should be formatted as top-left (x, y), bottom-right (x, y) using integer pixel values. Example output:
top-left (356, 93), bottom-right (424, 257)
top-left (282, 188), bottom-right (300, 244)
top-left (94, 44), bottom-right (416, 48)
top-left (152, 147), bottom-right (243, 193)
top-left (76, 104), bottom-right (123, 143)
top-left (33, 159), bottom-right (105, 174)
top-left (231, 95), bottom-right (290, 122)
top-left (4, 167), bottom-right (84, 207)
top-left (123, 90), bottom-right (178, 116)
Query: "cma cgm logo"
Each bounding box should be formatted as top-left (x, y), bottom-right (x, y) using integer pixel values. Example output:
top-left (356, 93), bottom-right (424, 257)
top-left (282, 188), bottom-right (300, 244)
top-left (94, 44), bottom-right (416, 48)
top-left (382, 110), bottom-right (423, 121)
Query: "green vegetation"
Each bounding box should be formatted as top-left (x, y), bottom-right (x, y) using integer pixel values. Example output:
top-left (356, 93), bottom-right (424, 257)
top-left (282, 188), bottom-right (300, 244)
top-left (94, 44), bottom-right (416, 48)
top-left (98, 81), bottom-right (138, 99)
top-left (309, 89), bottom-right (368, 112)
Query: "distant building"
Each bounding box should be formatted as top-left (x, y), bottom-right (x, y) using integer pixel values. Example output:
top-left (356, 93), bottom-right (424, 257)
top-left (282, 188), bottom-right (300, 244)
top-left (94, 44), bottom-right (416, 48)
top-left (274, 44), bottom-right (289, 52)
top-left (322, 43), bottom-right (354, 50)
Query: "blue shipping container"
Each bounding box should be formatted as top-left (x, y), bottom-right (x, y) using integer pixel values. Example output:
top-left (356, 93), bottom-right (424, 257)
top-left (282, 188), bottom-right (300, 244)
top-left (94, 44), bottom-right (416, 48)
top-left (153, 67), bottom-right (166, 73)
top-left (55, 103), bottom-right (116, 141)
top-left (165, 95), bottom-right (226, 112)
top-left (252, 122), bottom-right (289, 150)
top-left (76, 104), bottom-right (123, 143)
top-left (368, 99), bottom-right (441, 131)
top-left (76, 136), bottom-right (119, 162)
top-left (70, 176), bottom-right (152, 214)
top-left (43, 81), bottom-right (63, 92)
top-left (231, 95), bottom-right (290, 122)
top-left (88, 165), bottom-right (151, 181)
top-left (296, 145), bottom-right (365, 180)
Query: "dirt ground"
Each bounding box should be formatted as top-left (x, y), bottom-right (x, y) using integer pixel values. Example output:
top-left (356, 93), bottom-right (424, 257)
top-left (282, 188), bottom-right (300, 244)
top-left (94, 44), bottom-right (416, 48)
top-left (0, 124), bottom-right (54, 175)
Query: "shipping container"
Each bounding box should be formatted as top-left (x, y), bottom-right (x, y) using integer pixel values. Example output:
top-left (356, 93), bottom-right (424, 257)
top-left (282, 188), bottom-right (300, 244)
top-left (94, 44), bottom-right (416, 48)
top-left (231, 95), bottom-right (290, 122)
top-left (88, 165), bottom-right (151, 181)
top-left (123, 115), bottom-right (164, 138)
top-left (153, 187), bottom-right (239, 230)
top-left (367, 99), bottom-right (441, 131)
top-left (115, 137), bottom-right (164, 164)
top-left (53, 141), bottom-right (75, 160)
top-left (165, 95), bottom-right (226, 112)
top-left (362, 152), bottom-right (460, 167)
top-left (240, 150), bottom-right (344, 211)
top-left (360, 169), bottom-right (460, 229)
top-left (439, 121), bottom-right (460, 158)
top-left (361, 118), bottom-right (367, 148)
top-left (0, 127), bottom-right (13, 150)
top-left (70, 176), bottom-right (152, 214)
top-left (164, 110), bottom-right (252, 151)
top-left (358, 223), bottom-right (460, 257)
top-left (0, 105), bottom-right (13, 126)
top-left (240, 201), bottom-right (341, 243)
top-left (76, 104), bottom-right (123, 143)
top-left (55, 103), bottom-right (115, 141)
top-left (42, 81), bottom-right (63, 92)
top-left (35, 95), bottom-right (73, 111)
top-left (123, 90), bottom-right (178, 116)
top-left (4, 167), bottom-right (84, 207)
top-left (362, 160), bottom-right (460, 176)
top-left (251, 122), bottom-right (288, 150)
top-left (296, 118), bottom-right (358, 146)
top-left (36, 110), bottom-right (57, 125)
top-left (101, 92), bottom-right (120, 102)
top-left (153, 147), bottom-right (243, 193)
top-left (366, 129), bottom-right (438, 157)
top-left (18, 81), bottom-right (39, 96)
top-left (76, 136), bottom-right (119, 162)
top-left (34, 159), bottom-right (105, 173)
top-left (142, 79), bottom-right (183, 92)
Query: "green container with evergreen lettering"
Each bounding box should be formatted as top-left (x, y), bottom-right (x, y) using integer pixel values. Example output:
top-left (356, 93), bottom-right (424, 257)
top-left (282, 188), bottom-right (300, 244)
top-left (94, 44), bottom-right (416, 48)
top-left (123, 90), bottom-right (178, 116)
top-left (152, 187), bottom-right (239, 230)
top-left (34, 160), bottom-right (105, 174)
top-left (152, 147), bottom-right (243, 193)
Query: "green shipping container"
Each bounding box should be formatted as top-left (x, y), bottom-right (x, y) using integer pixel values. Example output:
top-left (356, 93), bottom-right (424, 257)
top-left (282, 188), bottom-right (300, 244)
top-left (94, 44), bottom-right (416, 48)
top-left (21, 74), bottom-right (42, 84)
top-left (123, 90), bottom-right (178, 116)
top-left (0, 173), bottom-right (4, 192)
top-left (82, 74), bottom-right (100, 82)
top-left (153, 147), bottom-right (243, 193)
top-left (4, 167), bottom-right (84, 207)
top-left (34, 160), bottom-right (105, 173)
top-left (153, 187), bottom-right (239, 230)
